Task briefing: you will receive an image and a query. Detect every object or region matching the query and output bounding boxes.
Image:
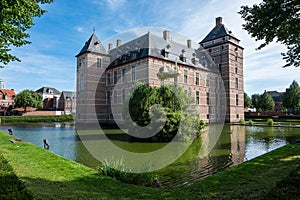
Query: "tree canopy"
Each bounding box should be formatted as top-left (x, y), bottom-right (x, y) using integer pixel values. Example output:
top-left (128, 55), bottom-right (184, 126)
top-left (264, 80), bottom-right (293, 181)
top-left (244, 92), bottom-right (252, 108)
top-left (239, 0), bottom-right (300, 67)
top-left (282, 80), bottom-right (300, 111)
top-left (251, 94), bottom-right (260, 109)
top-left (0, 0), bottom-right (53, 67)
top-left (14, 89), bottom-right (43, 111)
top-left (257, 91), bottom-right (275, 112)
top-left (123, 83), bottom-right (203, 141)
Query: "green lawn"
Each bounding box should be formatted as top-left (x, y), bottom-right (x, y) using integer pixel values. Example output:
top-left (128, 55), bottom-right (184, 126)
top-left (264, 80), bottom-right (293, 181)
top-left (0, 131), bottom-right (299, 199)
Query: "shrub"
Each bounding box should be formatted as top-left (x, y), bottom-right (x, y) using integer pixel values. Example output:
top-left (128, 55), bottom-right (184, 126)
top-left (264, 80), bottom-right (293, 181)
top-left (239, 118), bottom-right (245, 125)
top-left (267, 118), bottom-right (274, 126)
top-left (97, 158), bottom-right (159, 187)
top-left (248, 120), bottom-right (254, 125)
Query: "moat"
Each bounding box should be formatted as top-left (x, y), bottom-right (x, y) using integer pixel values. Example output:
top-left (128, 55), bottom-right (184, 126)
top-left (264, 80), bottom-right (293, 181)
top-left (1, 123), bottom-right (299, 187)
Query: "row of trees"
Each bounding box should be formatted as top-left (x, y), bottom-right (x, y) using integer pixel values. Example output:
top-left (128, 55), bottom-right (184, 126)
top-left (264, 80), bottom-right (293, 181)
top-left (244, 80), bottom-right (300, 112)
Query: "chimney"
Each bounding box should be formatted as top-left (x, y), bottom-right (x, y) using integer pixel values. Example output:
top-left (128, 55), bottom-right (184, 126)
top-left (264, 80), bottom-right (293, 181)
top-left (108, 43), bottom-right (113, 51)
top-left (216, 17), bottom-right (222, 26)
top-left (187, 39), bottom-right (192, 48)
top-left (163, 30), bottom-right (170, 41)
top-left (116, 39), bottom-right (122, 47)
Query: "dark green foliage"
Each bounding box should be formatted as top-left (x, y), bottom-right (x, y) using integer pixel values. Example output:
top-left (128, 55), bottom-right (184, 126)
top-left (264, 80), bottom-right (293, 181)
top-left (14, 90), bottom-right (43, 111)
top-left (239, 0), bottom-right (300, 67)
top-left (124, 83), bottom-right (203, 141)
top-left (0, 0), bottom-right (54, 67)
top-left (251, 93), bottom-right (260, 109)
top-left (0, 154), bottom-right (33, 199)
top-left (244, 92), bottom-right (252, 108)
top-left (0, 115), bottom-right (75, 123)
top-left (257, 91), bottom-right (275, 111)
top-left (265, 165), bottom-right (300, 199)
top-left (282, 80), bottom-right (300, 111)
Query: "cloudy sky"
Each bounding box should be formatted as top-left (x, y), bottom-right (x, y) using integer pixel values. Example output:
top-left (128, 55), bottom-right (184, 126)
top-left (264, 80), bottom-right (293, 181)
top-left (1, 0), bottom-right (299, 95)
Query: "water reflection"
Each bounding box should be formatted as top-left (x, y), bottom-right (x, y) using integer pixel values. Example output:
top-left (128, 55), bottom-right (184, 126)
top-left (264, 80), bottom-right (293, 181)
top-left (0, 123), bottom-right (299, 188)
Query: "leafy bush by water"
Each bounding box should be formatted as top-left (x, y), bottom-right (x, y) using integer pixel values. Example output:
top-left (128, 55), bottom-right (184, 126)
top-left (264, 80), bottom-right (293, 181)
top-left (239, 118), bottom-right (245, 125)
top-left (97, 158), bottom-right (159, 187)
top-left (248, 120), bottom-right (254, 125)
top-left (267, 118), bottom-right (274, 126)
top-left (0, 154), bottom-right (33, 199)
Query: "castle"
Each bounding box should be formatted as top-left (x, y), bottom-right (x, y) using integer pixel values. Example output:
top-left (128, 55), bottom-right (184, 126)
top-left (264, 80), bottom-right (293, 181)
top-left (76, 17), bottom-right (244, 126)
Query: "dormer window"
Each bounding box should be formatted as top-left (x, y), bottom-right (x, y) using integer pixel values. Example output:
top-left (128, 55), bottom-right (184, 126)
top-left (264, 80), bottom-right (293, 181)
top-left (180, 55), bottom-right (186, 62)
top-left (161, 49), bottom-right (169, 58)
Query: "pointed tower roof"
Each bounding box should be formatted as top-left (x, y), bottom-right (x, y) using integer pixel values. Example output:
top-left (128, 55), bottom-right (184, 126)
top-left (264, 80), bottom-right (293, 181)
top-left (200, 17), bottom-right (239, 43)
top-left (76, 33), bottom-right (107, 57)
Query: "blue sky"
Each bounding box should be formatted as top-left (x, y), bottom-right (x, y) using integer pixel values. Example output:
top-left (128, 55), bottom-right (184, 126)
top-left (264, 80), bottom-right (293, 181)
top-left (1, 0), bottom-right (299, 95)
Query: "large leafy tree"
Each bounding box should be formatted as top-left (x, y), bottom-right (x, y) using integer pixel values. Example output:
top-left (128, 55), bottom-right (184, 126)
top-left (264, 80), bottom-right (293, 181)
top-left (282, 80), bottom-right (300, 111)
top-left (239, 0), bottom-right (300, 67)
top-left (244, 92), bottom-right (252, 108)
top-left (0, 0), bottom-right (53, 67)
top-left (123, 83), bottom-right (203, 141)
top-left (251, 93), bottom-right (260, 109)
top-left (257, 91), bottom-right (275, 111)
top-left (14, 89), bottom-right (43, 111)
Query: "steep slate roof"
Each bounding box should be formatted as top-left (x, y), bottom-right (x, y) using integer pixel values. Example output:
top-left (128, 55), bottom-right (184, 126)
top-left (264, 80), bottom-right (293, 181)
top-left (61, 91), bottom-right (76, 99)
top-left (108, 31), bottom-right (216, 72)
top-left (36, 87), bottom-right (61, 95)
top-left (200, 24), bottom-right (239, 43)
top-left (76, 33), bottom-right (107, 57)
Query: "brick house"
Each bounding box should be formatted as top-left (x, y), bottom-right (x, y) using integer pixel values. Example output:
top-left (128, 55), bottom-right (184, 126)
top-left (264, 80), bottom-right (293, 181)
top-left (58, 91), bottom-right (76, 114)
top-left (76, 17), bottom-right (244, 124)
top-left (0, 89), bottom-right (16, 108)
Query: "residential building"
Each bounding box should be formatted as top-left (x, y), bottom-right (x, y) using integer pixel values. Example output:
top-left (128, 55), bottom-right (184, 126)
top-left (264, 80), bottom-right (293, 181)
top-left (267, 91), bottom-right (285, 112)
top-left (0, 89), bottom-right (16, 108)
top-left (76, 17), bottom-right (244, 124)
top-left (58, 91), bottom-right (76, 114)
top-left (36, 87), bottom-right (61, 110)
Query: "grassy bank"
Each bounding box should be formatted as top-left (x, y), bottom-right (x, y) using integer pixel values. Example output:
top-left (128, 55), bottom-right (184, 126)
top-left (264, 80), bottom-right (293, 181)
top-left (0, 131), bottom-right (299, 199)
top-left (0, 115), bottom-right (74, 124)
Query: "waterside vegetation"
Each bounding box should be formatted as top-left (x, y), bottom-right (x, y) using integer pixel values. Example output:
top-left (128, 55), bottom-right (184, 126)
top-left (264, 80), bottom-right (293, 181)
top-left (0, 115), bottom-right (74, 124)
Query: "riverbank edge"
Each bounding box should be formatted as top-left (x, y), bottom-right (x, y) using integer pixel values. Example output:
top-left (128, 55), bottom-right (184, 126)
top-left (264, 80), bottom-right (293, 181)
top-left (0, 115), bottom-right (75, 124)
top-left (0, 131), bottom-right (299, 199)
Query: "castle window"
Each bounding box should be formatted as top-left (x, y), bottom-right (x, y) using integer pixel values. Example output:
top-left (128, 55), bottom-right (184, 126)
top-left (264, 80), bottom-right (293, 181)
top-left (114, 71), bottom-right (118, 85)
top-left (207, 114), bottom-right (210, 119)
top-left (113, 90), bottom-right (117, 104)
top-left (97, 58), bottom-right (102, 68)
top-left (235, 52), bottom-right (238, 61)
top-left (235, 78), bottom-right (238, 89)
top-left (131, 66), bottom-right (136, 81)
top-left (122, 89), bottom-right (126, 103)
top-left (206, 75), bottom-right (209, 87)
top-left (209, 49), bottom-right (212, 53)
top-left (106, 91), bottom-right (111, 105)
top-left (236, 114), bottom-right (240, 119)
top-left (79, 74), bottom-right (84, 91)
top-left (196, 91), bottom-right (200, 104)
top-left (206, 92), bottom-right (210, 105)
top-left (195, 72), bottom-right (199, 85)
top-left (236, 94), bottom-right (239, 106)
top-left (235, 66), bottom-right (238, 74)
top-left (122, 68), bottom-right (126, 82)
top-left (184, 70), bottom-right (188, 84)
top-left (219, 64), bottom-right (222, 71)
top-left (106, 72), bottom-right (111, 86)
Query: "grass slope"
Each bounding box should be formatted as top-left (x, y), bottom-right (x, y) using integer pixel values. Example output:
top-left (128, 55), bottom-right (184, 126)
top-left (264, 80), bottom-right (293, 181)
top-left (0, 131), bottom-right (299, 199)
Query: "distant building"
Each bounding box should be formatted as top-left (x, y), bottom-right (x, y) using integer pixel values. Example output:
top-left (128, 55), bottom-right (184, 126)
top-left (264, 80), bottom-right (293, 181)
top-left (58, 91), bottom-right (76, 114)
top-left (36, 87), bottom-right (61, 110)
top-left (76, 17), bottom-right (244, 124)
top-left (0, 78), bottom-right (5, 89)
top-left (0, 89), bottom-right (16, 108)
top-left (267, 91), bottom-right (285, 112)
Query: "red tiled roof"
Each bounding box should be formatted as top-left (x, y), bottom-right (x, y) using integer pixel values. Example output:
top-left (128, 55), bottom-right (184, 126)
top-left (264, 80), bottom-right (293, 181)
top-left (0, 89), bottom-right (16, 96)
